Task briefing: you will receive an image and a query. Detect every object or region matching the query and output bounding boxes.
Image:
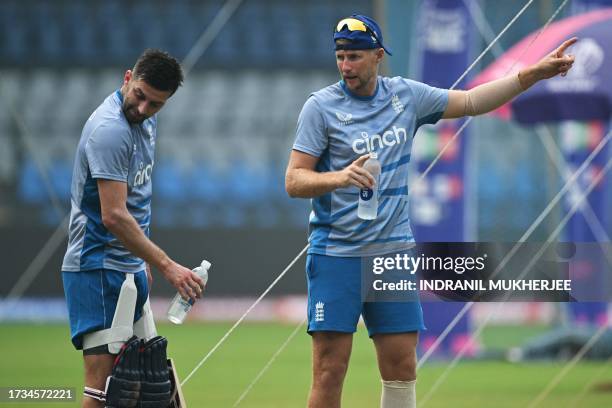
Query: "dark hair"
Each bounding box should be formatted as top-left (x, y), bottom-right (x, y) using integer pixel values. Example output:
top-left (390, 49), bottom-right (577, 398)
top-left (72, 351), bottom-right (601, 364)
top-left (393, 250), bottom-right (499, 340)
top-left (132, 49), bottom-right (184, 95)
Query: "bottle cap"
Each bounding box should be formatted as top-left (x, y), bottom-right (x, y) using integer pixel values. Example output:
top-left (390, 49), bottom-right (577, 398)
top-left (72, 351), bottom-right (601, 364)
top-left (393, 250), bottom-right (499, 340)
top-left (370, 152), bottom-right (378, 159)
top-left (193, 260), bottom-right (211, 286)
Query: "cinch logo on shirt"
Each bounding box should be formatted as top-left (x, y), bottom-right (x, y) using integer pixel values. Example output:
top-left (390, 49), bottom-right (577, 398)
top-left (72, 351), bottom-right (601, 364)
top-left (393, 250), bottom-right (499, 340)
top-left (352, 126), bottom-right (407, 154)
top-left (134, 161), bottom-right (153, 187)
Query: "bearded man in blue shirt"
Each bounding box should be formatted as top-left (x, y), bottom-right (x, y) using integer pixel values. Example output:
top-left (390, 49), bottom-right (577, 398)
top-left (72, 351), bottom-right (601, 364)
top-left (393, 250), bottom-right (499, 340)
top-left (286, 14), bottom-right (576, 408)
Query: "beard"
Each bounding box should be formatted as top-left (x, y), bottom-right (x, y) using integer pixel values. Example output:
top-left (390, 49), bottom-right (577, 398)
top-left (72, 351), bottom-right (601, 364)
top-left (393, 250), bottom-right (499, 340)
top-left (122, 101), bottom-right (147, 124)
top-left (343, 73), bottom-right (373, 93)
top-left (351, 77), bottom-right (367, 91)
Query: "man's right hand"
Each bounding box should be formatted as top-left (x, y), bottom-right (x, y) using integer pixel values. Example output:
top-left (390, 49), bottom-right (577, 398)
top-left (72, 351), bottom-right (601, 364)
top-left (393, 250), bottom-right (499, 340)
top-left (161, 262), bottom-right (205, 301)
top-left (336, 154), bottom-right (375, 189)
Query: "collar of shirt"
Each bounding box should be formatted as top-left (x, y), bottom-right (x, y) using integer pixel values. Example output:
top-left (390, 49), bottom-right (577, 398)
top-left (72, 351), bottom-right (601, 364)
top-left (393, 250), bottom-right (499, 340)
top-left (340, 77), bottom-right (380, 102)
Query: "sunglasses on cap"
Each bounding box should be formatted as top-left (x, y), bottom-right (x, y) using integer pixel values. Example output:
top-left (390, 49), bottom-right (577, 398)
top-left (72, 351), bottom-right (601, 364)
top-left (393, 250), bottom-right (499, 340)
top-left (335, 17), bottom-right (382, 44)
top-left (336, 17), bottom-right (380, 43)
top-left (335, 17), bottom-right (371, 32)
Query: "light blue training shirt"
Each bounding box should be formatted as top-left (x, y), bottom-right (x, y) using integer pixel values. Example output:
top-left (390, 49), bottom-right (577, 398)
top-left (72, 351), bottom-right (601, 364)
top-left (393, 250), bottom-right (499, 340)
top-left (293, 76), bottom-right (448, 257)
top-left (62, 90), bottom-right (156, 273)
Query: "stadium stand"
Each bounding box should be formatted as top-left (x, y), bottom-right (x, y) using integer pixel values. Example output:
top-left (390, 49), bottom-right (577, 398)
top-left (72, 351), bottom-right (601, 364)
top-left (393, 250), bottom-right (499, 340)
top-left (1, 0), bottom-right (367, 226)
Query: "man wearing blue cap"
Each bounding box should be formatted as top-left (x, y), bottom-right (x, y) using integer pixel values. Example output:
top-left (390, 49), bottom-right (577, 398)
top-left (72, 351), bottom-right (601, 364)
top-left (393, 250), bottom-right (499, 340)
top-left (286, 13), bottom-right (576, 408)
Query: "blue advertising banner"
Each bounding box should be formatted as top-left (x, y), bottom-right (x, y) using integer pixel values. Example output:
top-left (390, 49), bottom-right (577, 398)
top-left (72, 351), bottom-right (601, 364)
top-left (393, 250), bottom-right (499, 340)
top-left (565, 0), bottom-right (612, 327)
top-left (411, 0), bottom-right (471, 242)
top-left (572, 0), bottom-right (612, 14)
top-left (560, 121), bottom-right (611, 326)
top-left (411, 0), bottom-right (474, 357)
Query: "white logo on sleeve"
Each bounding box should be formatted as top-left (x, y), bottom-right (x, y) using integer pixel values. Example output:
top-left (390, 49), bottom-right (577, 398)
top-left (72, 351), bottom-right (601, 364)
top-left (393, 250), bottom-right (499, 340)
top-left (315, 302), bottom-right (325, 322)
top-left (336, 112), bottom-right (354, 125)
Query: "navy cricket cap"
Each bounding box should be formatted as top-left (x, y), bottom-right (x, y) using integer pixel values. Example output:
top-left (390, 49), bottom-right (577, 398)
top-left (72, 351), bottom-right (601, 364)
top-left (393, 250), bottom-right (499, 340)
top-left (333, 14), bottom-right (392, 56)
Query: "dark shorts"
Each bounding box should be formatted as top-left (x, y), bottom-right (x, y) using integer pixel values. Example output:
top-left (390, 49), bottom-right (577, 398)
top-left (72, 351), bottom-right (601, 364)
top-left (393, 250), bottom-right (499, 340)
top-left (306, 252), bottom-right (425, 337)
top-left (62, 269), bottom-right (149, 350)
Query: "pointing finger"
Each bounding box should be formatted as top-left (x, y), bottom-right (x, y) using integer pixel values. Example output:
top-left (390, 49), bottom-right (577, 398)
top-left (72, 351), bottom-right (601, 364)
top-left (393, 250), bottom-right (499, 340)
top-left (555, 37), bottom-right (578, 57)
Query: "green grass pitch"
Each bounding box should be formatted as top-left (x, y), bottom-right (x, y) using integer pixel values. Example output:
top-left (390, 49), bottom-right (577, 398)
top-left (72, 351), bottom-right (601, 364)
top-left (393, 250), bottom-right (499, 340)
top-left (1, 322), bottom-right (610, 407)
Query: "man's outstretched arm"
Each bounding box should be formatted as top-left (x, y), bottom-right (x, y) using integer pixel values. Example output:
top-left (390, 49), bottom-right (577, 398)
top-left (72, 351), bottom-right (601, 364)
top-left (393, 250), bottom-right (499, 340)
top-left (443, 37), bottom-right (577, 119)
top-left (98, 179), bottom-right (203, 300)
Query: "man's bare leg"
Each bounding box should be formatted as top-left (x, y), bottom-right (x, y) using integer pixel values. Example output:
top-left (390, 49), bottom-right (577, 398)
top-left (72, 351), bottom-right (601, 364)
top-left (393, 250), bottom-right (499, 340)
top-left (373, 332), bottom-right (418, 408)
top-left (83, 354), bottom-right (114, 408)
top-left (308, 331), bottom-right (353, 408)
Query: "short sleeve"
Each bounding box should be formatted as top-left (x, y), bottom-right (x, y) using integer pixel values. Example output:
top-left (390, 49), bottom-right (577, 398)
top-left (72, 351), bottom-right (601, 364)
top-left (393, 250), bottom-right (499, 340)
top-left (293, 96), bottom-right (327, 158)
top-left (410, 80), bottom-right (449, 127)
top-left (85, 124), bottom-right (132, 182)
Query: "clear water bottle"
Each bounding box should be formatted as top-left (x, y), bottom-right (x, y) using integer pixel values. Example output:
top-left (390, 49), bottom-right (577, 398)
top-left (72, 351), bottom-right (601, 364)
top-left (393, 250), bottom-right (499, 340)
top-left (167, 260), bottom-right (211, 324)
top-left (357, 152), bottom-right (381, 220)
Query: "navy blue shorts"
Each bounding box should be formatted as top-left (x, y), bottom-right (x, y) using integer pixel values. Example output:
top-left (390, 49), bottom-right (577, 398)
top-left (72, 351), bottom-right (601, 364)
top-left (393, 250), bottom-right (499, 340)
top-left (62, 270), bottom-right (149, 350)
top-left (306, 252), bottom-right (425, 337)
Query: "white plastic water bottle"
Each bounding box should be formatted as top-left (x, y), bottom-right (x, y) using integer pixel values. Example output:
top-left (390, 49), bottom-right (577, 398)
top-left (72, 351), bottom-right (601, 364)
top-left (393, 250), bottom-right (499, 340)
top-left (166, 260), bottom-right (211, 324)
top-left (357, 152), bottom-right (381, 220)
